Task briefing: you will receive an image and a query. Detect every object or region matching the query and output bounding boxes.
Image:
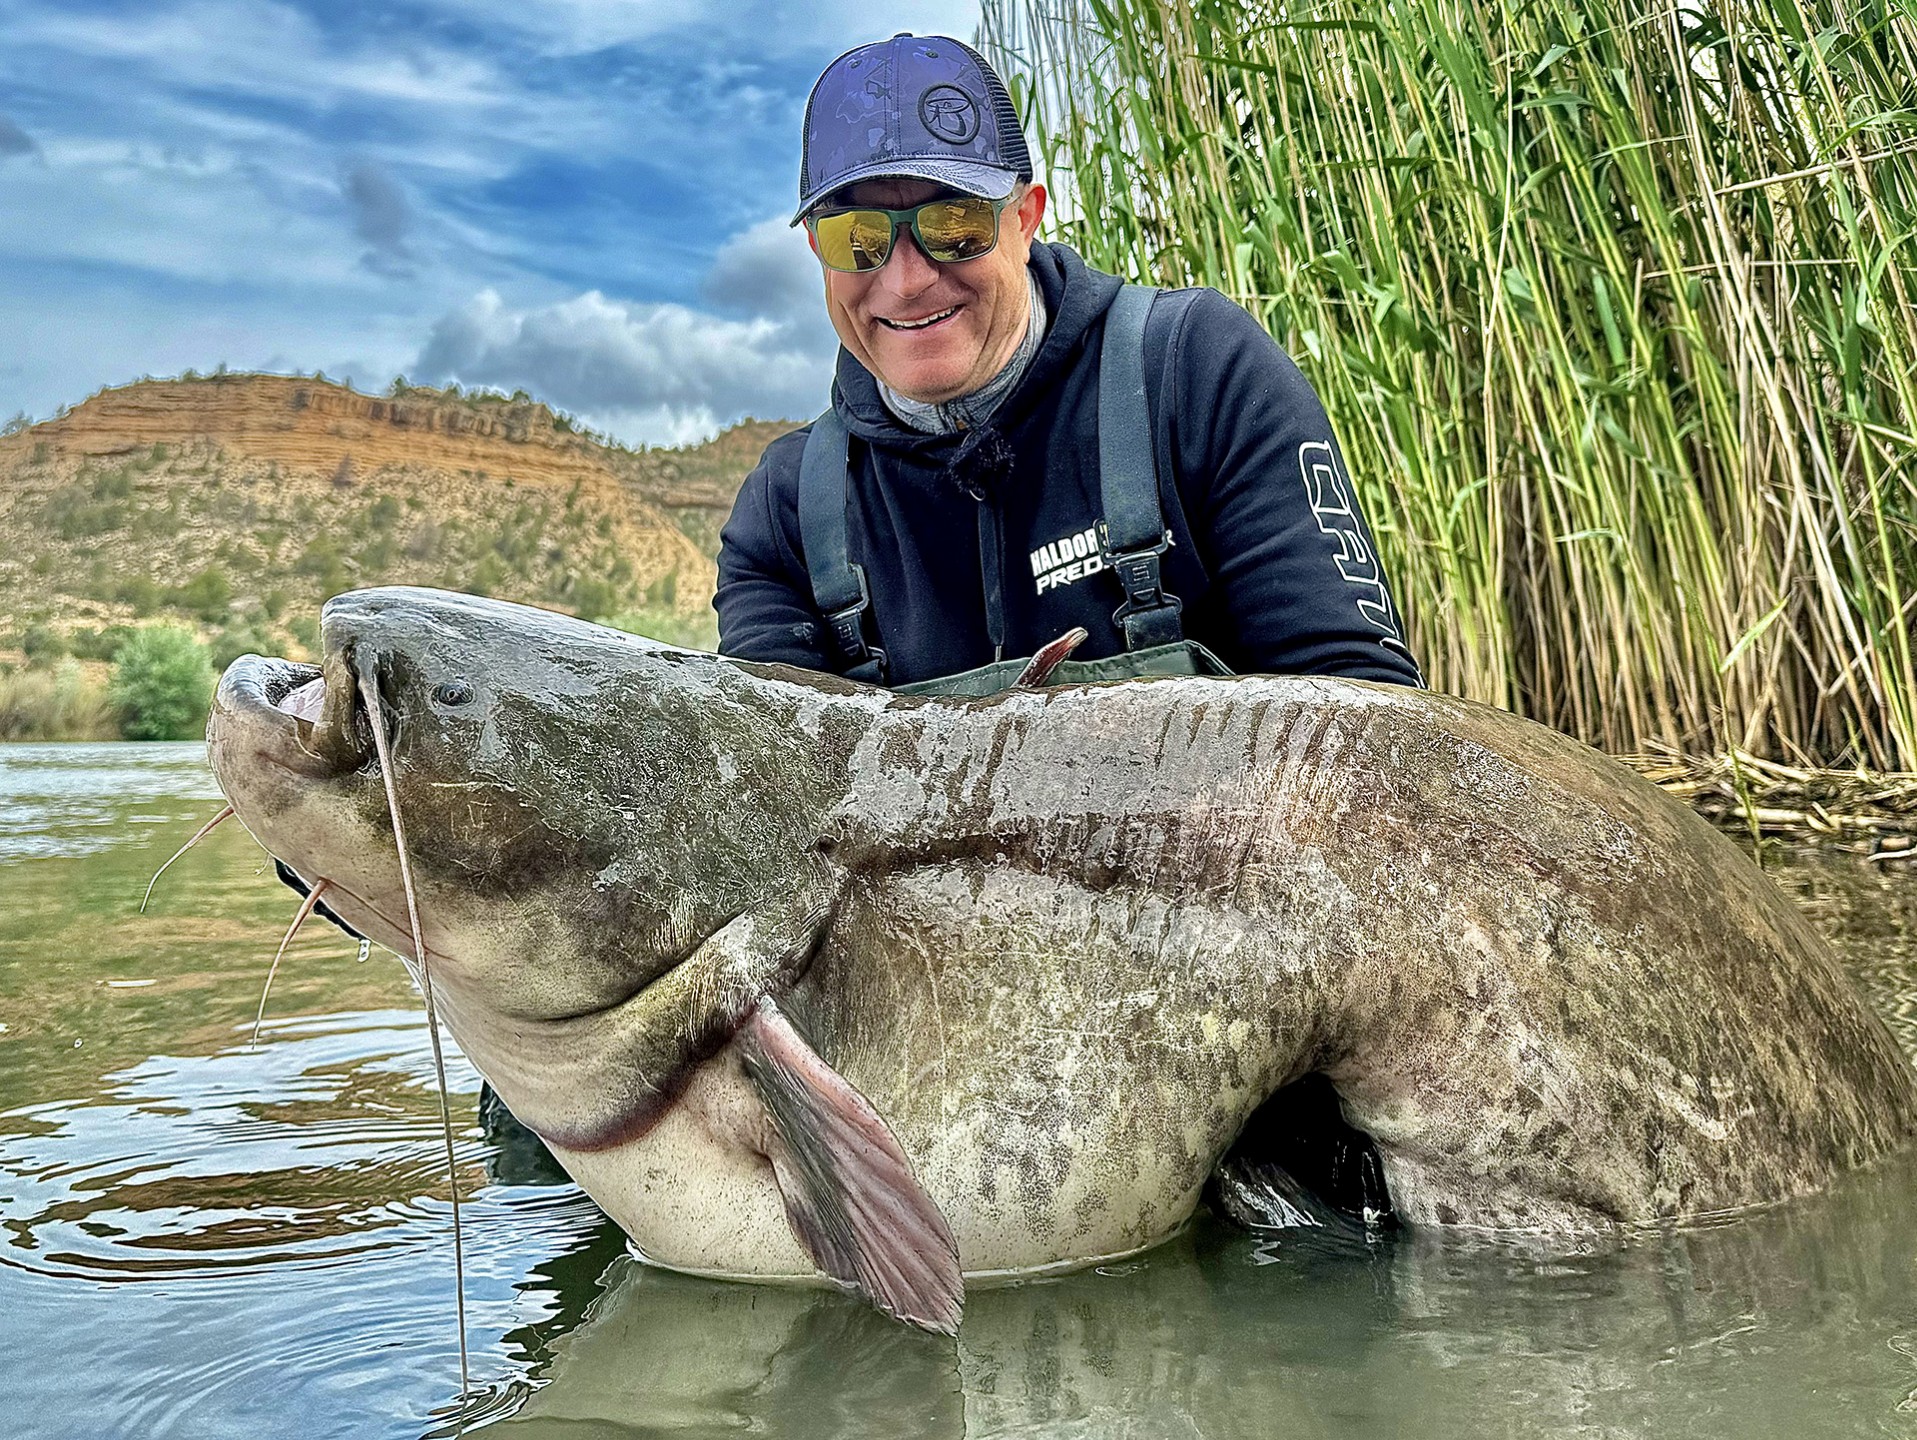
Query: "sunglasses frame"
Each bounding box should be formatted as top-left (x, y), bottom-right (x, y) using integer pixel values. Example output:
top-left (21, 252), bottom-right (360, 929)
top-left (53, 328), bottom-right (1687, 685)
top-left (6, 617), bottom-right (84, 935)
top-left (805, 194), bottom-right (1013, 273)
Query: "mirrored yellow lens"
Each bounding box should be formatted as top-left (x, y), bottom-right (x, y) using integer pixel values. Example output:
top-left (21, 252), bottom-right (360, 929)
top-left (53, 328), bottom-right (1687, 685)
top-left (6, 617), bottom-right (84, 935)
top-left (914, 199), bottom-right (998, 262)
top-left (815, 210), bottom-right (894, 272)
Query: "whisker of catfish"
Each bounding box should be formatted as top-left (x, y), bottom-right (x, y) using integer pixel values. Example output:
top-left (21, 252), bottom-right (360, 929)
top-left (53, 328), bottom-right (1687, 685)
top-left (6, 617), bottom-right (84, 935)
top-left (359, 667), bottom-right (471, 1401)
top-left (140, 804), bottom-right (235, 913)
top-left (252, 879), bottom-right (328, 1045)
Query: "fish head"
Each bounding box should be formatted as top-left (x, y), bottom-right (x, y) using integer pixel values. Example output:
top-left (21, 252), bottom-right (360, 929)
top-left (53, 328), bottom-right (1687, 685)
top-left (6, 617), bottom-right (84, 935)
top-left (206, 586), bottom-right (826, 1023)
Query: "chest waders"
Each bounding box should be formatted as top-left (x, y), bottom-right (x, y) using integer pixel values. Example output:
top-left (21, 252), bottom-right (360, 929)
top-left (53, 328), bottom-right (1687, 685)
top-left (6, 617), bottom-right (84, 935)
top-left (798, 285), bottom-right (1234, 699)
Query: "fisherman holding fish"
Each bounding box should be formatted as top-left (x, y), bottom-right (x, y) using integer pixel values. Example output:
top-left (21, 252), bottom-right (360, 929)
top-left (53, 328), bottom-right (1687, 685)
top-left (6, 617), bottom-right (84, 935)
top-left (193, 49), bottom-right (1917, 1326)
top-left (717, 33), bottom-right (1424, 695)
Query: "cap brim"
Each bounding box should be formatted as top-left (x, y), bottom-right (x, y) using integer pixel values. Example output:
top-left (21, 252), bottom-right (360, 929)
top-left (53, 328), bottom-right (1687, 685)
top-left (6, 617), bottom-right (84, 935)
top-left (791, 158), bottom-right (1019, 225)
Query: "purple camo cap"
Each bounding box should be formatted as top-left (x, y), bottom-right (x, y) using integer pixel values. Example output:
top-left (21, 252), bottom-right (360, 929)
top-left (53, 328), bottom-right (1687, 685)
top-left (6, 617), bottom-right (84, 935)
top-left (792, 32), bottom-right (1032, 225)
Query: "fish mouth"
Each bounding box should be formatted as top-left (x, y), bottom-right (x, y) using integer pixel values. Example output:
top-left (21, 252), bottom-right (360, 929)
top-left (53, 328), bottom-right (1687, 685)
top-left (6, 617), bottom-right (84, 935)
top-left (210, 648), bottom-right (371, 779)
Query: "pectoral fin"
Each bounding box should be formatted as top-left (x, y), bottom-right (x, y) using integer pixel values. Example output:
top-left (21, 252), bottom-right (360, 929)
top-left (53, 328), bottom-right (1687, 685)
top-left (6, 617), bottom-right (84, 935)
top-left (739, 1001), bottom-right (963, 1335)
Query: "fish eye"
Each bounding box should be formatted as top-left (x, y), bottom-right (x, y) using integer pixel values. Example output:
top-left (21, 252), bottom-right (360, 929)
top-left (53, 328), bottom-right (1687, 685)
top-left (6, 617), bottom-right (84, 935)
top-left (432, 680), bottom-right (475, 707)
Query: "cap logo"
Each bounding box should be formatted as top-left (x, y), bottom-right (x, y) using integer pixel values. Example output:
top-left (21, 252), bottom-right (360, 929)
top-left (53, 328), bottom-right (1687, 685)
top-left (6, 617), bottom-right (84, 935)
top-left (919, 84), bottom-right (980, 144)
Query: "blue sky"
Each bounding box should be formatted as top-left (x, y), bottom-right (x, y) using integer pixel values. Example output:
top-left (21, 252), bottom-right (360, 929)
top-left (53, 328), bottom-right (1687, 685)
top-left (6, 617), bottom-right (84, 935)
top-left (0, 0), bottom-right (983, 444)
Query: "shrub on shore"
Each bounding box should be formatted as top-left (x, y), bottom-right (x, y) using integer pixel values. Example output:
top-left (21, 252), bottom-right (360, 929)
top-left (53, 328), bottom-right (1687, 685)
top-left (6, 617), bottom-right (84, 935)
top-left (109, 624), bottom-right (216, 741)
top-left (21, 625), bottom-right (67, 665)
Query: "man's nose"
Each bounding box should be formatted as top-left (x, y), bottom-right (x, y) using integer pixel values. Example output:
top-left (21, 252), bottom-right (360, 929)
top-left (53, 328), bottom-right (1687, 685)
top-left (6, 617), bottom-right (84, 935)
top-left (877, 226), bottom-right (939, 297)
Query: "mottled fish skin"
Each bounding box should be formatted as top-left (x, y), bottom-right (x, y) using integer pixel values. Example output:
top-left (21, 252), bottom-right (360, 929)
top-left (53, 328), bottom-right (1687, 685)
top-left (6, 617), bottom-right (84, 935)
top-left (811, 682), bottom-right (1917, 1253)
top-left (207, 588), bottom-right (1917, 1298)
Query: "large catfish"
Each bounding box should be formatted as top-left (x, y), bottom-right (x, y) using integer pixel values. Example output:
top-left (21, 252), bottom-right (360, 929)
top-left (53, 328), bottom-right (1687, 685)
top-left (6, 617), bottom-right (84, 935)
top-left (204, 588), bottom-right (1917, 1333)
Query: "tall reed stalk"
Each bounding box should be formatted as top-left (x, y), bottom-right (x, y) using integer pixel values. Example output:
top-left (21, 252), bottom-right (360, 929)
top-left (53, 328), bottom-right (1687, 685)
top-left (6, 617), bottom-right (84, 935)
top-left (984, 0), bottom-right (1917, 768)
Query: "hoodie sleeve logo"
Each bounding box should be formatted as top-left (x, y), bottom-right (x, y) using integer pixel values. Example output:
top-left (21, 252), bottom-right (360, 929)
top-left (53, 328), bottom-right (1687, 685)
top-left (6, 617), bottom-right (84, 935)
top-left (1299, 441), bottom-right (1416, 662)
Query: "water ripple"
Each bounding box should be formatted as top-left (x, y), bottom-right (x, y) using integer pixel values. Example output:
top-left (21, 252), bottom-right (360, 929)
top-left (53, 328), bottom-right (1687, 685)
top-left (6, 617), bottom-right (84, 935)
top-left (0, 742), bottom-right (223, 860)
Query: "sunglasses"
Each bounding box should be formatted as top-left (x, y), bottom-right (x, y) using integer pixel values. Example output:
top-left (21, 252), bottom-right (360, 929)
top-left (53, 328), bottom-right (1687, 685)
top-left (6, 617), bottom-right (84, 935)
top-left (806, 195), bottom-right (1010, 273)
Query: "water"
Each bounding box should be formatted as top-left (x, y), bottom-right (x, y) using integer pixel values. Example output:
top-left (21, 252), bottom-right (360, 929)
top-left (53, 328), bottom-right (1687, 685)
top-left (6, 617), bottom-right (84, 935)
top-left (3, 743), bottom-right (1917, 1438)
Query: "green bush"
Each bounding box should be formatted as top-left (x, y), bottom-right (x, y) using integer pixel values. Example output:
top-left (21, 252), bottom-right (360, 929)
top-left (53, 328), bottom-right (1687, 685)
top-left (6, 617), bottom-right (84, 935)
top-left (563, 574), bottom-right (622, 623)
top-left (115, 576), bottom-right (166, 616)
top-left (128, 503), bottom-right (184, 541)
top-left (645, 569), bottom-right (680, 609)
top-left (295, 537), bottom-right (350, 597)
top-left (212, 621), bottom-right (278, 670)
top-left (469, 553), bottom-right (506, 596)
top-left (359, 529), bottom-right (398, 574)
top-left (172, 566), bottom-right (232, 622)
top-left (403, 519), bottom-right (444, 561)
top-left (110, 624), bottom-right (215, 740)
top-left (21, 625), bottom-right (67, 665)
top-left (285, 613), bottom-right (321, 660)
top-left (41, 480), bottom-right (129, 538)
top-left (68, 624), bottom-right (133, 661)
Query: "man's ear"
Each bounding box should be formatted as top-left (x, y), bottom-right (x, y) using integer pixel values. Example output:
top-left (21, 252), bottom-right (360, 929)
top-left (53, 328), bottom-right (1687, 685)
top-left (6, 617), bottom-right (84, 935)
top-left (1015, 182), bottom-right (1047, 242)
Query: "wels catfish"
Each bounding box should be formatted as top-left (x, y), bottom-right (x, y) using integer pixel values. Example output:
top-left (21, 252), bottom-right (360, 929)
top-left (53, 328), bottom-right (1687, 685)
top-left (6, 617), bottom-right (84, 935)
top-left (203, 588), bottom-right (1917, 1334)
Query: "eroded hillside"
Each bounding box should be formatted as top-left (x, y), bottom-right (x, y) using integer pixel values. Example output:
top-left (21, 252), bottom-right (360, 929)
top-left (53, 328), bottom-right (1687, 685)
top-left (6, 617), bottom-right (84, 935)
top-left (0, 374), bottom-right (796, 662)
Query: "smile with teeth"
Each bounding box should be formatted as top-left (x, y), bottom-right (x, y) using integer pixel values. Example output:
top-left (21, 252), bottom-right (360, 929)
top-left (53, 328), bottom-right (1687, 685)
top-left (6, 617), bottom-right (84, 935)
top-left (878, 306), bottom-right (960, 331)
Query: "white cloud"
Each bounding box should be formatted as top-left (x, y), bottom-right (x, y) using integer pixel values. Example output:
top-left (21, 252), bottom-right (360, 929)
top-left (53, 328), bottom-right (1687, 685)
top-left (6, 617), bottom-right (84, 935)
top-left (412, 279), bottom-right (837, 445)
top-left (703, 216), bottom-right (828, 328)
top-left (413, 0), bottom-right (982, 57)
top-left (407, 209), bottom-right (839, 445)
top-left (0, 0), bottom-right (993, 436)
top-left (17, 1), bottom-right (503, 112)
top-left (0, 146), bottom-right (360, 289)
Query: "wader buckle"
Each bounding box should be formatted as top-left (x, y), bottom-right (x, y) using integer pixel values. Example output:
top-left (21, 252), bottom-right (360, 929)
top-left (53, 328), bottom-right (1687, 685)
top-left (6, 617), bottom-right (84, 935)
top-left (1101, 523), bottom-right (1184, 650)
top-left (823, 562), bottom-right (887, 683)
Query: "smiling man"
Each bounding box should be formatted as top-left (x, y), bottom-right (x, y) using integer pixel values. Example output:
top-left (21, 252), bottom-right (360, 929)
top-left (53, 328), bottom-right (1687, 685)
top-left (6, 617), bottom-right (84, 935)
top-left (716, 32), bottom-right (1423, 694)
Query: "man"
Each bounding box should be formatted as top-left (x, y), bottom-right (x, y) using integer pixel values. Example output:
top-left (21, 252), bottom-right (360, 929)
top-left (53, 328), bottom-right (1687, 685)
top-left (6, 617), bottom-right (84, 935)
top-left (716, 32), bottom-right (1421, 694)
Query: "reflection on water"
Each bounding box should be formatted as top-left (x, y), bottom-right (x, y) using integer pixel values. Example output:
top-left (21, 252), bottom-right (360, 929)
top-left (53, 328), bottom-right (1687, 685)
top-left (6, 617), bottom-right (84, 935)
top-left (499, 1170), bottom-right (1917, 1440)
top-left (2, 743), bottom-right (1916, 1438)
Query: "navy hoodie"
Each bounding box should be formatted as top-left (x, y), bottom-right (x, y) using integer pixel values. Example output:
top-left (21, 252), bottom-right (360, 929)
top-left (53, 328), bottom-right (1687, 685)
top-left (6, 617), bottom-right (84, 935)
top-left (715, 242), bottom-right (1422, 688)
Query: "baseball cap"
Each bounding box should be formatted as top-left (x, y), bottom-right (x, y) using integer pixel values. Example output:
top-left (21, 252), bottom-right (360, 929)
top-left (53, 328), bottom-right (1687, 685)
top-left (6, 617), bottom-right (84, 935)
top-left (792, 33), bottom-right (1033, 225)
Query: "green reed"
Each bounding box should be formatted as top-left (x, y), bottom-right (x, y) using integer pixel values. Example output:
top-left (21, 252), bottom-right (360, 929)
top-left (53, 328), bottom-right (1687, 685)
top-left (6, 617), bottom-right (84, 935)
top-left (984, 0), bottom-right (1917, 767)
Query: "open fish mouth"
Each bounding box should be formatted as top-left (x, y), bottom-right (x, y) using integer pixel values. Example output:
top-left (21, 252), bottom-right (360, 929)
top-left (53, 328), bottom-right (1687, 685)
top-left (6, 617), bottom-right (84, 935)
top-left (211, 651), bottom-right (371, 779)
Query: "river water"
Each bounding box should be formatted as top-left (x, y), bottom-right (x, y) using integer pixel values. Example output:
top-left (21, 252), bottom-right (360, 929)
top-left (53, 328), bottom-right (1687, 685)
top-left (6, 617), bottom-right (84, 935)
top-left (3, 742), bottom-right (1917, 1438)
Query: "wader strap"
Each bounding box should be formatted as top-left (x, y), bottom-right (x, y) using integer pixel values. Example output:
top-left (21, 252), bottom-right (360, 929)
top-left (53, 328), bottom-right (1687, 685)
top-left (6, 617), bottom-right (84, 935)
top-left (1097, 284), bottom-right (1185, 652)
top-left (797, 408), bottom-right (886, 683)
